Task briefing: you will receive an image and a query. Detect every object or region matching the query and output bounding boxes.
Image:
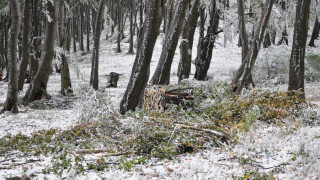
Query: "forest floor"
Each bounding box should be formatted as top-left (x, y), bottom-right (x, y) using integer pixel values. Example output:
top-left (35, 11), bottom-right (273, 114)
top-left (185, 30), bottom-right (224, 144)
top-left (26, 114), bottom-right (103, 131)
top-left (0, 29), bottom-right (320, 180)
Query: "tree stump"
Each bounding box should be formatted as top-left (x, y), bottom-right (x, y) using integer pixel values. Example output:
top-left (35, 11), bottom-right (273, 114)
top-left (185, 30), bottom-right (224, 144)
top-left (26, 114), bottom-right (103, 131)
top-left (107, 72), bottom-right (120, 88)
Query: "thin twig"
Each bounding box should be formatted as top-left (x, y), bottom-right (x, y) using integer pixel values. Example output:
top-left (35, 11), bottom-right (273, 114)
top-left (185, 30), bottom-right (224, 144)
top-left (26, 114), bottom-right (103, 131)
top-left (175, 124), bottom-right (230, 140)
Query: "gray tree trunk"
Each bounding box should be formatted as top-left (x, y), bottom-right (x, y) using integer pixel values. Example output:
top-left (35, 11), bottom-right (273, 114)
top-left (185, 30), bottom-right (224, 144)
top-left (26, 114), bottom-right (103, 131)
top-left (194, 0), bottom-right (220, 80)
top-left (308, 17), bottom-right (319, 47)
top-left (23, 1), bottom-right (58, 104)
top-left (128, 0), bottom-right (135, 55)
top-left (231, 0), bottom-right (274, 94)
top-left (18, 0), bottom-right (31, 91)
top-left (178, 0), bottom-right (199, 82)
top-left (150, 0), bottom-right (190, 85)
top-left (2, 0), bottom-right (21, 113)
top-left (120, 0), bottom-right (163, 115)
top-left (288, 0), bottom-right (311, 98)
top-left (59, 0), bottom-right (73, 96)
top-left (90, 0), bottom-right (106, 90)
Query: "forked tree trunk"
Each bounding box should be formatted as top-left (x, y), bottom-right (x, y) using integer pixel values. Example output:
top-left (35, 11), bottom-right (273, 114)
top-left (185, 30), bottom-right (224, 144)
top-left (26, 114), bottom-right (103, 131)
top-left (23, 1), bottom-right (58, 104)
top-left (2, 0), bottom-right (21, 113)
top-left (90, 0), bottom-right (106, 90)
top-left (120, 0), bottom-right (163, 115)
top-left (288, 0), bottom-right (311, 98)
top-left (150, 0), bottom-right (190, 85)
top-left (18, 0), bottom-right (31, 91)
top-left (178, 0), bottom-right (199, 82)
top-left (194, 0), bottom-right (220, 81)
top-left (231, 0), bottom-right (274, 94)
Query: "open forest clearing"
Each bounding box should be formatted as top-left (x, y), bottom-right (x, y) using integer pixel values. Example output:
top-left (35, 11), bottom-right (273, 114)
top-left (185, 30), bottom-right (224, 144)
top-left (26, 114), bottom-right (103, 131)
top-left (0, 0), bottom-right (320, 179)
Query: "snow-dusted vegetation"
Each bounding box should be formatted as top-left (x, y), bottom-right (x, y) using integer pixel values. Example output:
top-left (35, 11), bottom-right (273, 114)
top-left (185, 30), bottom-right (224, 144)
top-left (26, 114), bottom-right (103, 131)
top-left (0, 0), bottom-right (320, 179)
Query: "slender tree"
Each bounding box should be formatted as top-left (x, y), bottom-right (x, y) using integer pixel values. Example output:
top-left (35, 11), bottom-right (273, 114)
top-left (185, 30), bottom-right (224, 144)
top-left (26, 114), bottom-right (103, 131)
top-left (194, 0), bottom-right (220, 80)
top-left (59, 0), bottom-right (73, 95)
top-left (178, 0), bottom-right (199, 82)
top-left (231, 0), bottom-right (274, 94)
top-left (308, 17), bottom-right (319, 47)
top-left (90, 0), bottom-right (106, 90)
top-left (18, 0), bottom-right (31, 91)
top-left (150, 0), bottom-right (190, 85)
top-left (120, 0), bottom-right (163, 115)
top-left (23, 0), bottom-right (58, 104)
top-left (2, 0), bottom-right (20, 113)
top-left (288, 0), bottom-right (311, 98)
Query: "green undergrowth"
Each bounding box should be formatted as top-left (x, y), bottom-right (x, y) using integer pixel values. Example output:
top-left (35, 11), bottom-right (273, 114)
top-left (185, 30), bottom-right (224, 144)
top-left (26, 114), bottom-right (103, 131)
top-left (1, 83), bottom-right (317, 177)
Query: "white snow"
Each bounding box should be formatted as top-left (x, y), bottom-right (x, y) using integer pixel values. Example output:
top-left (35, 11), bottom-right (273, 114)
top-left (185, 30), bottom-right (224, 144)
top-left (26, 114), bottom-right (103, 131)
top-left (1, 11), bottom-right (320, 179)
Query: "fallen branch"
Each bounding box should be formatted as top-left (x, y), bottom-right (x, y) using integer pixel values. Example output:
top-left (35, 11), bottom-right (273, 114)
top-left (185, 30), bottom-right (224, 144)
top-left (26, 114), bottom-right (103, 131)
top-left (175, 124), bottom-right (230, 140)
top-left (73, 150), bottom-right (133, 156)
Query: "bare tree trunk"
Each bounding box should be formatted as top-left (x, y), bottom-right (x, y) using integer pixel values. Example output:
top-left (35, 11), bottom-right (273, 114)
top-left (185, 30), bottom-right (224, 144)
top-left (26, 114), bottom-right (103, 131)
top-left (308, 17), bottom-right (319, 47)
top-left (120, 0), bottom-right (163, 115)
top-left (150, 0), bottom-right (190, 85)
top-left (18, 0), bottom-right (31, 91)
top-left (23, 1), bottom-right (58, 104)
top-left (128, 0), bottom-right (135, 54)
top-left (231, 0), bottom-right (274, 94)
top-left (288, 0), bottom-right (311, 98)
top-left (2, 0), bottom-right (21, 113)
top-left (59, 0), bottom-right (73, 96)
top-left (27, 0), bottom-right (40, 83)
top-left (90, 0), bottom-right (106, 90)
top-left (194, 0), bottom-right (220, 81)
top-left (178, 0), bottom-right (199, 82)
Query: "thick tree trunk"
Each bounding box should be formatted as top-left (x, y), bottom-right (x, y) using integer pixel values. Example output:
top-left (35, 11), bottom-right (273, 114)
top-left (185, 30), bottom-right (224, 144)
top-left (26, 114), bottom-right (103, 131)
top-left (23, 1), bottom-right (58, 104)
top-left (2, 0), bottom-right (21, 113)
top-left (308, 17), bottom-right (319, 47)
top-left (120, 0), bottom-right (163, 115)
top-left (288, 0), bottom-right (311, 98)
top-left (178, 0), bottom-right (199, 82)
top-left (194, 1), bottom-right (220, 81)
top-left (18, 0), bottom-right (31, 91)
top-left (90, 0), bottom-right (106, 90)
top-left (231, 0), bottom-right (274, 94)
top-left (150, 0), bottom-right (190, 85)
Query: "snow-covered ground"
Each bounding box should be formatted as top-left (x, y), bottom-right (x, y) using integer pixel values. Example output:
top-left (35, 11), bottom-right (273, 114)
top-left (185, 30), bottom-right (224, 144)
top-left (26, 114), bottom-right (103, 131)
top-left (1, 24), bottom-right (320, 179)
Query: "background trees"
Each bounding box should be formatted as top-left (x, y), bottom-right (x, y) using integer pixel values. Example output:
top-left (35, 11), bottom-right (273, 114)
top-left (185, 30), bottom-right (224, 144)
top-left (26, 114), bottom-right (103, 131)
top-left (0, 0), bottom-right (319, 114)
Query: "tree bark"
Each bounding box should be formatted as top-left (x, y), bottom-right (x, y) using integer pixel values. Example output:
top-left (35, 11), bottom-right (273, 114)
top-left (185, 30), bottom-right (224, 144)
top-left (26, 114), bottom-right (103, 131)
top-left (2, 0), bottom-right (21, 113)
top-left (231, 0), bottom-right (274, 94)
top-left (150, 0), bottom-right (190, 85)
top-left (308, 17), bottom-right (319, 47)
top-left (59, 0), bottom-right (73, 96)
top-left (288, 0), bottom-right (311, 98)
top-left (23, 0), bottom-right (58, 104)
top-left (194, 0), bottom-right (220, 81)
top-left (18, 0), bottom-right (31, 91)
top-left (128, 0), bottom-right (135, 54)
top-left (178, 0), bottom-right (199, 82)
top-left (90, 0), bottom-right (106, 90)
top-left (120, 0), bottom-right (163, 115)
